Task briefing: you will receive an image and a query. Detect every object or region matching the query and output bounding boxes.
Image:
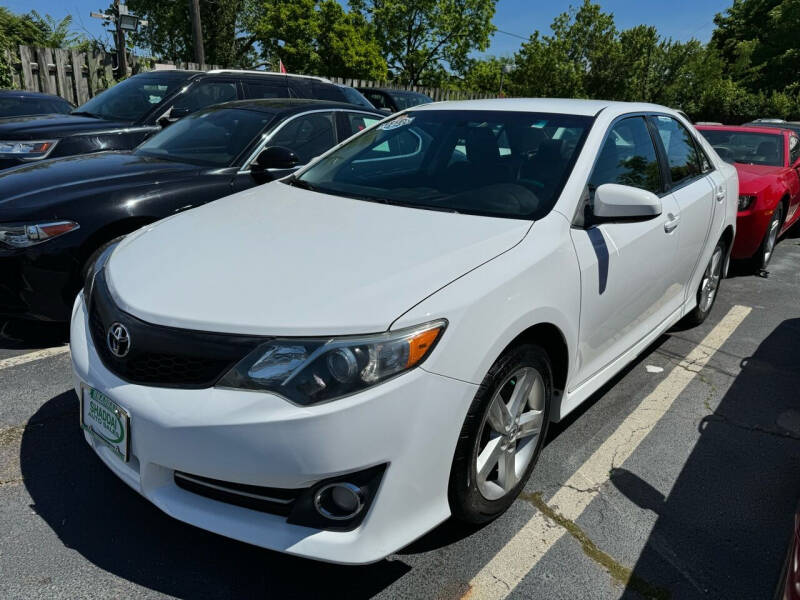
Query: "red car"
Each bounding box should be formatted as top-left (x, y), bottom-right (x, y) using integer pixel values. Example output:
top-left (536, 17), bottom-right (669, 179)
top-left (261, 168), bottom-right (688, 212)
top-left (697, 125), bottom-right (800, 270)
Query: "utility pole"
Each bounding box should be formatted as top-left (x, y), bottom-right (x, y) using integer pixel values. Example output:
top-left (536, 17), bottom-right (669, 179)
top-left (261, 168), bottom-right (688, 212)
top-left (188, 0), bottom-right (205, 66)
top-left (115, 1), bottom-right (127, 79)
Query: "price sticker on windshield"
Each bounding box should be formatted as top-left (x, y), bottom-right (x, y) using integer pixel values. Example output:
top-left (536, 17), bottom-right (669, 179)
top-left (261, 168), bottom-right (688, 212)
top-left (379, 116), bottom-right (415, 130)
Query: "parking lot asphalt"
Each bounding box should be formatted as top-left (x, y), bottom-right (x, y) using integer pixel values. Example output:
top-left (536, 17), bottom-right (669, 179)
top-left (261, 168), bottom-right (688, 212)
top-left (1, 232), bottom-right (799, 600)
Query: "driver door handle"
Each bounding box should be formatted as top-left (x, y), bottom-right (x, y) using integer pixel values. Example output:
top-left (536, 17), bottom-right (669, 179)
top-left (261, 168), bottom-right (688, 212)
top-left (716, 186), bottom-right (726, 202)
top-left (664, 213), bottom-right (680, 233)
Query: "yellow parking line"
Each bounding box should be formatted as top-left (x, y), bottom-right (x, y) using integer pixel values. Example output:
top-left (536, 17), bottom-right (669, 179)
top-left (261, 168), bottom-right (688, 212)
top-left (0, 346), bottom-right (70, 371)
top-left (467, 305), bottom-right (752, 599)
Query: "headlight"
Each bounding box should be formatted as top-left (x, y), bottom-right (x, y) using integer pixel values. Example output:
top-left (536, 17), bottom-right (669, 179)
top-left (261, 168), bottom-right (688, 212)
top-left (217, 319), bottom-right (447, 404)
top-left (0, 221), bottom-right (79, 248)
top-left (738, 194), bottom-right (756, 211)
top-left (0, 139), bottom-right (58, 160)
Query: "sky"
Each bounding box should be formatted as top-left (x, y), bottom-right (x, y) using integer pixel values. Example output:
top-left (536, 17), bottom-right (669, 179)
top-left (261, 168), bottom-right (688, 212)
top-left (13, 0), bottom-right (734, 58)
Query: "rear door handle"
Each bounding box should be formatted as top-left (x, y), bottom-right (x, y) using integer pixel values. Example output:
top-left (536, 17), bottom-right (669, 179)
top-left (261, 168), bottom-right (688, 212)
top-left (664, 213), bottom-right (680, 233)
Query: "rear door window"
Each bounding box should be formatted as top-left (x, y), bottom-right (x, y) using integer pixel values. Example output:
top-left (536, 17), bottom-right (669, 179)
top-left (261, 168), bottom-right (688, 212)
top-left (651, 116), bottom-right (704, 187)
top-left (341, 112), bottom-right (382, 138)
top-left (242, 80), bottom-right (290, 99)
top-left (269, 111), bottom-right (337, 164)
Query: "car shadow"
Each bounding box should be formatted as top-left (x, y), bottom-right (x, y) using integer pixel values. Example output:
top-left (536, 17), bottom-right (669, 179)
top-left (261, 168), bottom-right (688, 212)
top-left (19, 392), bottom-right (411, 599)
top-left (615, 318), bottom-right (800, 599)
top-left (0, 319), bottom-right (68, 350)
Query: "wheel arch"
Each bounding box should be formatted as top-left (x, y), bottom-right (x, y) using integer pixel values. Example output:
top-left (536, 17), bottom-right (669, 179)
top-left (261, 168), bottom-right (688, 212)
top-left (503, 322), bottom-right (569, 397)
top-left (78, 216), bottom-right (156, 268)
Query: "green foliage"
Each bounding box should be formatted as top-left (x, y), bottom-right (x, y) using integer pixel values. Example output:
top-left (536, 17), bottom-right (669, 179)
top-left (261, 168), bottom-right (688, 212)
top-left (349, 0), bottom-right (498, 86)
top-left (125, 0), bottom-right (252, 67)
top-left (242, 0), bottom-right (386, 78)
top-left (460, 0), bottom-right (800, 123)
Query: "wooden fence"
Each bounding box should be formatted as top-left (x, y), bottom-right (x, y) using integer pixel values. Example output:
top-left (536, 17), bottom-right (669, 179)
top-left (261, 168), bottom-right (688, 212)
top-left (3, 44), bottom-right (493, 106)
top-left (327, 77), bottom-right (495, 101)
top-left (2, 45), bottom-right (222, 106)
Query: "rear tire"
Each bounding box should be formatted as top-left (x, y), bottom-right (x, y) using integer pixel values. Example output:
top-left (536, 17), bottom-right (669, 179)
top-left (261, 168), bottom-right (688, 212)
top-left (683, 240), bottom-right (724, 327)
top-left (448, 344), bottom-right (551, 524)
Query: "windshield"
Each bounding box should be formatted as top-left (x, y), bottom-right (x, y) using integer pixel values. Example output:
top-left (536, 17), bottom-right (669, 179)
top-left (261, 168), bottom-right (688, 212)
top-left (294, 110), bottom-right (593, 219)
top-left (74, 76), bottom-right (184, 122)
top-left (135, 107), bottom-right (273, 167)
top-left (339, 86), bottom-right (375, 109)
top-left (699, 130), bottom-right (785, 166)
top-left (392, 93), bottom-right (432, 110)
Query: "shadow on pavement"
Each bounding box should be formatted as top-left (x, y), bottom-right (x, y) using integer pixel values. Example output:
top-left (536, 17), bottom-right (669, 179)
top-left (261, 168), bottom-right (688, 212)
top-left (0, 319), bottom-right (68, 350)
top-left (20, 391), bottom-right (410, 599)
top-left (615, 319), bottom-right (800, 599)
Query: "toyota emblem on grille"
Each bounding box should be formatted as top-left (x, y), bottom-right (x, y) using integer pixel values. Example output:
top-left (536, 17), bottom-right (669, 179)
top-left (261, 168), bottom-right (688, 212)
top-left (107, 322), bottom-right (131, 358)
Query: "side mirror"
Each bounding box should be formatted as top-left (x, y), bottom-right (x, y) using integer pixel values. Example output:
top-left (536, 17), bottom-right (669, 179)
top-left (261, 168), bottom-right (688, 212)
top-left (593, 183), bottom-right (662, 221)
top-left (157, 106), bottom-right (190, 128)
top-left (251, 146), bottom-right (300, 173)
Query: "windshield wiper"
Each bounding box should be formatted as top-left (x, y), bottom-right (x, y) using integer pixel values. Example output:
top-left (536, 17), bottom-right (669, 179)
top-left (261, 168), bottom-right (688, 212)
top-left (285, 178), bottom-right (318, 192)
top-left (71, 111), bottom-right (101, 119)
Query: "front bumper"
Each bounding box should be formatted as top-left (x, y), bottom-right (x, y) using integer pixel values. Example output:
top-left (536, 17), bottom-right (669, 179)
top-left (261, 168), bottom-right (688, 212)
top-left (70, 295), bottom-right (477, 564)
top-left (0, 240), bottom-right (81, 321)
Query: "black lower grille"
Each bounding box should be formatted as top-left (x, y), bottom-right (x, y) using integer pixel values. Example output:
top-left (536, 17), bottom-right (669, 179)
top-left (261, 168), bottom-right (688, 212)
top-left (89, 270), bottom-right (269, 388)
top-left (174, 471), bottom-right (302, 516)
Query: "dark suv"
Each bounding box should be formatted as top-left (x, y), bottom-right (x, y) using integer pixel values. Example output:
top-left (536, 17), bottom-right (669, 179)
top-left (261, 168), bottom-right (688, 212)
top-left (0, 70), bottom-right (361, 170)
top-left (356, 87), bottom-right (433, 114)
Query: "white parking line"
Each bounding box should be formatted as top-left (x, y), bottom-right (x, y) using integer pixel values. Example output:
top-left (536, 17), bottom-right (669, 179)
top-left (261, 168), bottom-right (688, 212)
top-left (467, 305), bottom-right (751, 599)
top-left (0, 346), bottom-right (70, 371)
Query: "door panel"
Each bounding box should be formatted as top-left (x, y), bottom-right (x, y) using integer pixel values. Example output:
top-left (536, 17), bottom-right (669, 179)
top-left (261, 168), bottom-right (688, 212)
top-left (570, 204), bottom-right (682, 387)
top-left (571, 115), bottom-right (683, 387)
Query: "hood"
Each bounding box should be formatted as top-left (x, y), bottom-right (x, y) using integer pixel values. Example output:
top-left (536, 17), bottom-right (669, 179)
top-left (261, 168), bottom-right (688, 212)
top-left (0, 152), bottom-right (197, 221)
top-left (106, 182), bottom-right (532, 336)
top-left (0, 113), bottom-right (132, 139)
top-left (734, 163), bottom-right (785, 193)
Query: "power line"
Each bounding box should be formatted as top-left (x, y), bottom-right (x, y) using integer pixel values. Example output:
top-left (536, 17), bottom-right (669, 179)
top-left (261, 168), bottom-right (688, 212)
top-left (495, 28), bottom-right (530, 41)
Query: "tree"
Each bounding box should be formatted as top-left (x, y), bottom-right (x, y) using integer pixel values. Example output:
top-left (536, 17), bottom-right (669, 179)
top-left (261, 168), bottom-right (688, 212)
top-left (349, 0), bottom-right (498, 85)
top-left (242, 0), bottom-right (386, 78)
top-left (712, 0), bottom-right (800, 92)
top-left (461, 55), bottom-right (513, 94)
top-left (125, 0), bottom-right (253, 66)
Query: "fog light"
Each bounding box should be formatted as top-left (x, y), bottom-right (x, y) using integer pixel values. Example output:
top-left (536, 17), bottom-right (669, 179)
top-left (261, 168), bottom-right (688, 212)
top-left (313, 482), bottom-right (364, 520)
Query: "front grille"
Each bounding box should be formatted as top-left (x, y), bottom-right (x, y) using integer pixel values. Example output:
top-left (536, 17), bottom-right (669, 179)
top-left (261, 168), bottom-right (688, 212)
top-left (89, 270), bottom-right (269, 388)
top-left (174, 471), bottom-right (302, 516)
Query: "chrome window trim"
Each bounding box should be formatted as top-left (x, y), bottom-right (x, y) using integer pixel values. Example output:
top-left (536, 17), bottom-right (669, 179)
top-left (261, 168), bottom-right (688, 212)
top-left (574, 110), bottom-right (717, 227)
top-left (237, 108), bottom-right (383, 174)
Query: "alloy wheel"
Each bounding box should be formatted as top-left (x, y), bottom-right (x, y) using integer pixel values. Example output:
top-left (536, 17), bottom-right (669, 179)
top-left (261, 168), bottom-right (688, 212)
top-left (763, 206), bottom-right (782, 267)
top-left (699, 245), bottom-right (723, 313)
top-left (475, 366), bottom-right (546, 501)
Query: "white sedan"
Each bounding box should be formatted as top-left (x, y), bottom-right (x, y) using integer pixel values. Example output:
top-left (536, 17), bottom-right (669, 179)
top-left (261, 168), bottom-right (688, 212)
top-left (70, 98), bottom-right (737, 564)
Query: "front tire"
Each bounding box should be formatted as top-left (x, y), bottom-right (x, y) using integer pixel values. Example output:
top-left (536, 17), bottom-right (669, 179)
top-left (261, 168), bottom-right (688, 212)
top-left (448, 344), bottom-right (551, 524)
top-left (683, 240), bottom-right (724, 327)
top-left (751, 203), bottom-right (783, 272)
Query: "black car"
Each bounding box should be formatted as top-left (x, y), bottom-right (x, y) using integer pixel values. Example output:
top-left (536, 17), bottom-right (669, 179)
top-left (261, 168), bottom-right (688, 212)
top-left (0, 99), bottom-right (383, 321)
top-left (0, 70), bottom-right (367, 170)
top-left (743, 119), bottom-right (800, 136)
top-left (356, 87), bottom-right (433, 114)
top-left (0, 90), bottom-right (73, 118)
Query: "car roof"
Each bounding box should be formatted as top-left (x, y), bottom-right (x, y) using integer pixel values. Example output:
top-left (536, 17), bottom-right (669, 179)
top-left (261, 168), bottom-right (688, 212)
top-left (404, 98), bottom-right (682, 118)
top-left (696, 124), bottom-right (790, 136)
top-left (205, 98), bottom-right (383, 116)
top-left (0, 89), bottom-right (69, 100)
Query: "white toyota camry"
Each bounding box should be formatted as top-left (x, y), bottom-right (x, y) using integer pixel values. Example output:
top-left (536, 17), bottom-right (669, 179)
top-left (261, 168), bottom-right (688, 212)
top-left (70, 98), bottom-right (737, 564)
